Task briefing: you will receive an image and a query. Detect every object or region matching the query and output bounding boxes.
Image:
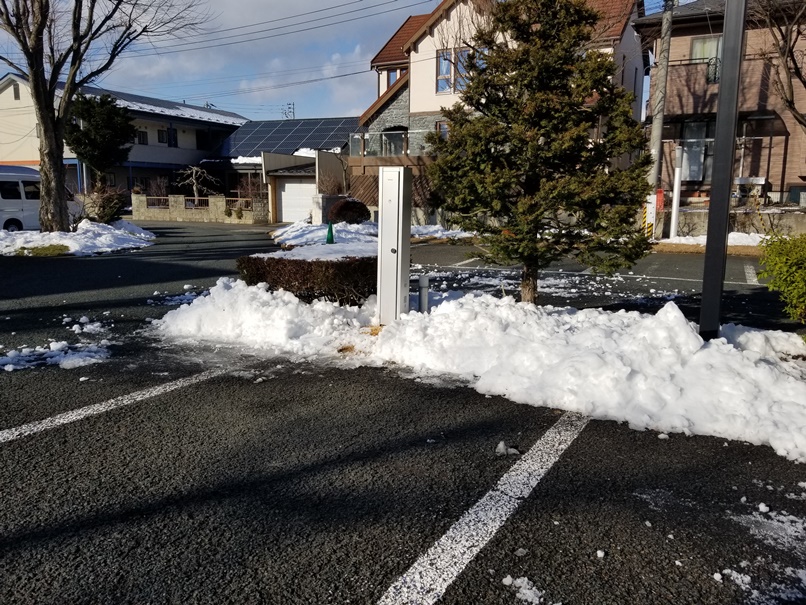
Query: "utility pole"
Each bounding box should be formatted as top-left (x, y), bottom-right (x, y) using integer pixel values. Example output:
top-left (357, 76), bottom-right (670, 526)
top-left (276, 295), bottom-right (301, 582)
top-left (698, 0), bottom-right (748, 340)
top-left (646, 0), bottom-right (675, 189)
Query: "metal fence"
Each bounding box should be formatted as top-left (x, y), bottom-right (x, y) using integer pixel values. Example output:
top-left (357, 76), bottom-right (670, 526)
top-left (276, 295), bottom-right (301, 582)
top-left (225, 198), bottom-right (253, 210)
top-left (145, 197), bottom-right (169, 208)
top-left (184, 197), bottom-right (210, 209)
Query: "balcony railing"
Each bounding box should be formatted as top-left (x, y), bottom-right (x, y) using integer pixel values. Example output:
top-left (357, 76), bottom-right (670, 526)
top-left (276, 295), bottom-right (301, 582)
top-left (349, 130), bottom-right (434, 158)
top-left (706, 57), bottom-right (721, 84)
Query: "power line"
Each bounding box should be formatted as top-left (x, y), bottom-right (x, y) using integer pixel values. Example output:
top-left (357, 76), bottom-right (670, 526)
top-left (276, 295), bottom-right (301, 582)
top-left (125, 0), bottom-right (434, 57)
top-left (145, 0), bottom-right (391, 50)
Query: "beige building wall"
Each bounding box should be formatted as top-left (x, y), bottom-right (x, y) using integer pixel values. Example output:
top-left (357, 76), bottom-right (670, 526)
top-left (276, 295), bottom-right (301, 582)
top-left (408, 1), bottom-right (477, 115)
top-left (409, 2), bottom-right (644, 120)
top-left (651, 26), bottom-right (806, 198)
top-left (0, 77), bottom-right (78, 166)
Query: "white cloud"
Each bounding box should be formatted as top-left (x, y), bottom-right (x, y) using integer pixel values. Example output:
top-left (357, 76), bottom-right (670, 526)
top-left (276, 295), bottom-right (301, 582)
top-left (94, 0), bottom-right (437, 119)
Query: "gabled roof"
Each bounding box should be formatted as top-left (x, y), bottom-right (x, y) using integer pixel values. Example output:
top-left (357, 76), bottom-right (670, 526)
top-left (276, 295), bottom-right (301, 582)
top-left (76, 83), bottom-right (249, 126)
top-left (218, 117), bottom-right (360, 157)
top-left (359, 72), bottom-right (410, 126)
top-left (633, 0), bottom-right (725, 30)
top-left (0, 72), bottom-right (248, 126)
top-left (371, 14), bottom-right (431, 68)
top-left (402, 0), bottom-right (640, 52)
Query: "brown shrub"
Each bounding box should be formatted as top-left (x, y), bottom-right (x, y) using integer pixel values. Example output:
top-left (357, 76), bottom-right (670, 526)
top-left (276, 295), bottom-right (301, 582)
top-left (236, 255), bottom-right (377, 306)
top-left (328, 198), bottom-right (371, 225)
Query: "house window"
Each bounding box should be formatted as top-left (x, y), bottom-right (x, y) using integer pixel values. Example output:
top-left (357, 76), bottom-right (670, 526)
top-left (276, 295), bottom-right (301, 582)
top-left (455, 48), bottom-right (471, 92)
top-left (436, 121), bottom-right (450, 140)
top-left (136, 130), bottom-right (148, 145)
top-left (387, 70), bottom-right (398, 88)
top-left (681, 121), bottom-right (716, 183)
top-left (436, 48), bottom-right (472, 94)
top-left (12, 83), bottom-right (19, 100)
top-left (157, 128), bottom-right (177, 146)
top-left (437, 50), bottom-right (453, 93)
top-left (691, 36), bottom-right (722, 62)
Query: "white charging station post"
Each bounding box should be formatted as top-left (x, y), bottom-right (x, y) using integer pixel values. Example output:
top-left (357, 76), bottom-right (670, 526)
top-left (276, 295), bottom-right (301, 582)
top-left (377, 166), bottom-right (412, 325)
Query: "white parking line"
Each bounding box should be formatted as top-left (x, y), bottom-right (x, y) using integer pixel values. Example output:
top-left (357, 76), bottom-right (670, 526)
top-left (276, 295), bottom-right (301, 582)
top-left (377, 412), bottom-right (589, 605)
top-left (744, 263), bottom-right (760, 285)
top-left (0, 368), bottom-right (227, 445)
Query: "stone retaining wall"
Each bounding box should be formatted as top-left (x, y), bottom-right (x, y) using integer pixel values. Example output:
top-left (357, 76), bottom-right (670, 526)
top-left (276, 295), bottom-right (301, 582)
top-left (132, 195), bottom-right (269, 225)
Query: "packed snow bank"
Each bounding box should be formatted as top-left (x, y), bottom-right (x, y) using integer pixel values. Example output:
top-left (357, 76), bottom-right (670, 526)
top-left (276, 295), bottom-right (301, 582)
top-left (256, 241), bottom-right (378, 261)
top-left (272, 220), bottom-right (472, 247)
top-left (0, 219), bottom-right (155, 256)
top-left (411, 224), bottom-right (473, 239)
top-left (662, 232), bottom-right (766, 247)
top-left (154, 278), bottom-right (375, 358)
top-left (156, 280), bottom-right (806, 462)
top-left (272, 221), bottom-right (378, 246)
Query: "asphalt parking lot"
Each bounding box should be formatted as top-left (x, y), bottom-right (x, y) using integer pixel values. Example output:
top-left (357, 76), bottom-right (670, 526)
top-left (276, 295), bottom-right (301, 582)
top-left (1, 221), bottom-right (804, 604)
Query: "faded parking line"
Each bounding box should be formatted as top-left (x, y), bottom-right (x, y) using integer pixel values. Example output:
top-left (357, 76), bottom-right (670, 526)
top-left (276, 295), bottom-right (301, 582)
top-left (0, 368), bottom-right (227, 444)
top-left (378, 412), bottom-right (589, 605)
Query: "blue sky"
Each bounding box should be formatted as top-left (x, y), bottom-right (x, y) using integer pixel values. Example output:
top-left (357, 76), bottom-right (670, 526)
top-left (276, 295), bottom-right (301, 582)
top-left (95, 0), bottom-right (442, 122)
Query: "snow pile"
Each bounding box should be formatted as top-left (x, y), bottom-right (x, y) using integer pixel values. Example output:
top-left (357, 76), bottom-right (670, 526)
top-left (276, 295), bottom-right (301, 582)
top-left (272, 221), bottom-right (378, 246)
top-left (156, 279), bottom-right (806, 462)
top-left (374, 295), bottom-right (806, 460)
top-left (411, 224), bottom-right (473, 239)
top-left (0, 219), bottom-right (155, 256)
top-left (2, 341), bottom-right (110, 371)
top-left (257, 241), bottom-right (378, 262)
top-left (662, 232), bottom-right (766, 247)
top-left (155, 278), bottom-right (374, 358)
top-left (272, 220), bottom-right (473, 247)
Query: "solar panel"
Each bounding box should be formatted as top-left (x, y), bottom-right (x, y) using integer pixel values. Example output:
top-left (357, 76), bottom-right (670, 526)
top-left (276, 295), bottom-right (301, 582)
top-left (220, 117), bottom-right (359, 157)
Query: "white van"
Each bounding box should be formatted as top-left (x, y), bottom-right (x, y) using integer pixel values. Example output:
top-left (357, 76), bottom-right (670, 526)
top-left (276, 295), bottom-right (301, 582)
top-left (0, 166), bottom-right (79, 231)
top-left (0, 165), bottom-right (43, 231)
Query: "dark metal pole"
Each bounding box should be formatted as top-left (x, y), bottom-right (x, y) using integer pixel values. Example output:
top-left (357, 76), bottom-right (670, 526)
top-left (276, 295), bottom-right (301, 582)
top-left (698, 0), bottom-right (748, 340)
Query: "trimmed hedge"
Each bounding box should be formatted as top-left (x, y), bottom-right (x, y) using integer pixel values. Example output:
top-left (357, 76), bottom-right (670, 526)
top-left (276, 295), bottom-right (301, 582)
top-left (236, 254), bottom-right (377, 306)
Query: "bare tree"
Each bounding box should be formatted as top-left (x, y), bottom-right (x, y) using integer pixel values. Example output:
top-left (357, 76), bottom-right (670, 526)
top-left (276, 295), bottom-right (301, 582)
top-left (174, 166), bottom-right (220, 200)
top-left (0, 1), bottom-right (208, 231)
top-left (750, 0), bottom-right (806, 135)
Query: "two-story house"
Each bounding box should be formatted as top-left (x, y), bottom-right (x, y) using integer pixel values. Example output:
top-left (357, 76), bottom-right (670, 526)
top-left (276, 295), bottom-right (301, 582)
top-left (0, 73), bottom-right (247, 195)
top-left (348, 0), bottom-right (647, 211)
top-left (634, 0), bottom-right (806, 206)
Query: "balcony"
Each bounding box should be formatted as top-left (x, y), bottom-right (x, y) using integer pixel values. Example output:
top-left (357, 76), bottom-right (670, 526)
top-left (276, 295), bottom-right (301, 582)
top-left (349, 130), bottom-right (434, 158)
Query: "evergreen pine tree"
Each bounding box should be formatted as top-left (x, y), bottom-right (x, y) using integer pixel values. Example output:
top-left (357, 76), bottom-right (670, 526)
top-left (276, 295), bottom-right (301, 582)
top-left (426, 0), bottom-right (652, 303)
top-left (64, 94), bottom-right (136, 190)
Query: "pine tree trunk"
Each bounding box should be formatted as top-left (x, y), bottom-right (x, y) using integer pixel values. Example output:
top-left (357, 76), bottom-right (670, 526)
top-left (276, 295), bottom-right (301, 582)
top-left (520, 265), bottom-right (539, 304)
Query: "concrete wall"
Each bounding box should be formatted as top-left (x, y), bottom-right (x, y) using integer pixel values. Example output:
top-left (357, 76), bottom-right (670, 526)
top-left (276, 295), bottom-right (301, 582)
top-left (658, 207), bottom-right (806, 237)
top-left (132, 194), bottom-right (269, 224)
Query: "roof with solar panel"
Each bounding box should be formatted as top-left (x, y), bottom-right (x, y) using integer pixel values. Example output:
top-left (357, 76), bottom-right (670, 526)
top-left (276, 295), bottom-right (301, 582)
top-left (218, 117), bottom-right (361, 158)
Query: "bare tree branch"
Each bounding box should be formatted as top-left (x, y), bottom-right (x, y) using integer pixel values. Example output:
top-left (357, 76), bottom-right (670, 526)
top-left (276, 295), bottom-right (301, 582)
top-left (0, 0), bottom-right (210, 231)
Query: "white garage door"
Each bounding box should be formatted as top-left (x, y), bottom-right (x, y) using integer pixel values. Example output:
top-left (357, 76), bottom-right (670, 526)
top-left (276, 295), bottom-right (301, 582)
top-left (277, 178), bottom-right (316, 223)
